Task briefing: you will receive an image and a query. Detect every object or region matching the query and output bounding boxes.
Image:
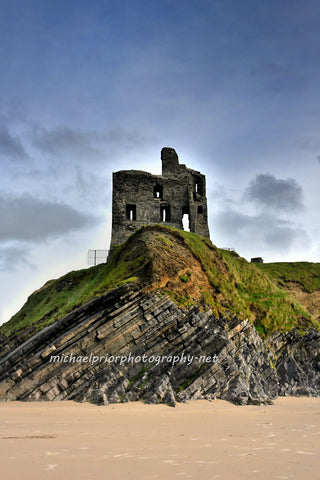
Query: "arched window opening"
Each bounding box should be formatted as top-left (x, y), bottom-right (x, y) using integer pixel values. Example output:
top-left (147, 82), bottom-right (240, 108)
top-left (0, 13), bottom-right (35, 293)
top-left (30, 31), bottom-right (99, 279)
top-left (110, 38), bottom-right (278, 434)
top-left (198, 205), bottom-right (203, 214)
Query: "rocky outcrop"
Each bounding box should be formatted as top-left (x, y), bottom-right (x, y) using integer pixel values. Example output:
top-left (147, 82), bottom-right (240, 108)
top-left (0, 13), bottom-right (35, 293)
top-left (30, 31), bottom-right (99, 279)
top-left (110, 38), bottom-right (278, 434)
top-left (0, 283), bottom-right (318, 406)
top-left (267, 328), bottom-right (320, 397)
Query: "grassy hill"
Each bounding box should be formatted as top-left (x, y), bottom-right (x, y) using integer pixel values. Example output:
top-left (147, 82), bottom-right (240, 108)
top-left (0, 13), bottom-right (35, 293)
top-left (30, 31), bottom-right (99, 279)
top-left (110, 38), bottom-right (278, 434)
top-left (1, 225), bottom-right (319, 339)
top-left (256, 262), bottom-right (320, 293)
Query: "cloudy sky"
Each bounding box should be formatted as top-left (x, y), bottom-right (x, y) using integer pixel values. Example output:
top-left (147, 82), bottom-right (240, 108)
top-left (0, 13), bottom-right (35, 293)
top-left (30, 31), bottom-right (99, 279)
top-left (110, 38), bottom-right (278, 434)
top-left (1, 0), bottom-right (320, 325)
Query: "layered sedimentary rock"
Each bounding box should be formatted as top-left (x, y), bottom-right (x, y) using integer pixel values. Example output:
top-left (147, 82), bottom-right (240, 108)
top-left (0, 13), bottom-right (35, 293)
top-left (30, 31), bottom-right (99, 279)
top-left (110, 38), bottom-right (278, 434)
top-left (0, 283), bottom-right (318, 406)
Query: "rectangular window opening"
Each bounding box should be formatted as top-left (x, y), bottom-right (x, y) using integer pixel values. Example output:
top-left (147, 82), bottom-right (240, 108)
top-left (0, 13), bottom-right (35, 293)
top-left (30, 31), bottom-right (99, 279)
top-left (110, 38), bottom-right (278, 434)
top-left (160, 205), bottom-right (170, 222)
top-left (154, 185), bottom-right (163, 199)
top-left (198, 205), bottom-right (203, 214)
top-left (194, 176), bottom-right (204, 196)
top-left (126, 204), bottom-right (136, 221)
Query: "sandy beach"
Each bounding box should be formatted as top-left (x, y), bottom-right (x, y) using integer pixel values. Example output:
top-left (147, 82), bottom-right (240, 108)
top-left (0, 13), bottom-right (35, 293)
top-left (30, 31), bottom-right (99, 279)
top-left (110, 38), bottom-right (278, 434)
top-left (0, 397), bottom-right (319, 480)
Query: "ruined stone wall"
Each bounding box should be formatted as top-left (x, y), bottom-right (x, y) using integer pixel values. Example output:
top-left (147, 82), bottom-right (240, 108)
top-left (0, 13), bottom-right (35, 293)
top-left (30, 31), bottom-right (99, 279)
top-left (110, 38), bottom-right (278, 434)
top-left (110, 147), bottom-right (210, 247)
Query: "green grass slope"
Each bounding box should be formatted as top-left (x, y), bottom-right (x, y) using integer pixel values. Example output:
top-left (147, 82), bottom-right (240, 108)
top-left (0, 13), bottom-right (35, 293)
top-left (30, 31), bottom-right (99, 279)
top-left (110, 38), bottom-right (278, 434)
top-left (0, 236), bottom-right (145, 338)
top-left (172, 229), bottom-right (318, 335)
top-left (1, 226), bottom-right (319, 339)
top-left (256, 262), bottom-right (320, 293)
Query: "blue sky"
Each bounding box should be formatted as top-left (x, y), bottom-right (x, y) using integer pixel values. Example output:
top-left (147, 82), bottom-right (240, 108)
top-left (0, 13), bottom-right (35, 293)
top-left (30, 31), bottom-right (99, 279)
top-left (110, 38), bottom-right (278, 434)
top-left (1, 0), bottom-right (320, 324)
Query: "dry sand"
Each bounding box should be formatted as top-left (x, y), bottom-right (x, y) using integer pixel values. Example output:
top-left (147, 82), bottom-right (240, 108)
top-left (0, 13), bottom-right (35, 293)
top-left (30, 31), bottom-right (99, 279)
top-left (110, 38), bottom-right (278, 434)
top-left (0, 398), bottom-right (319, 480)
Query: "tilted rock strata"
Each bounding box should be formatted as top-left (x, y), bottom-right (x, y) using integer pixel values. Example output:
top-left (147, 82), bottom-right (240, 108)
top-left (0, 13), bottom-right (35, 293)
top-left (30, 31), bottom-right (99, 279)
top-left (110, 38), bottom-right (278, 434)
top-left (267, 329), bottom-right (320, 397)
top-left (0, 284), bottom-right (319, 406)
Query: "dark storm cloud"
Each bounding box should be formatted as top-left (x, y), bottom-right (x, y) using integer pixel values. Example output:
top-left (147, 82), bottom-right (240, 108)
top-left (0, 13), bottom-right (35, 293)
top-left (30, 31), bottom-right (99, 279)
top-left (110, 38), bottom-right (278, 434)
top-left (214, 209), bottom-right (310, 252)
top-left (0, 245), bottom-right (32, 272)
top-left (31, 125), bottom-right (152, 160)
top-left (245, 174), bottom-right (303, 211)
top-left (0, 124), bottom-right (29, 160)
top-left (0, 193), bottom-right (101, 242)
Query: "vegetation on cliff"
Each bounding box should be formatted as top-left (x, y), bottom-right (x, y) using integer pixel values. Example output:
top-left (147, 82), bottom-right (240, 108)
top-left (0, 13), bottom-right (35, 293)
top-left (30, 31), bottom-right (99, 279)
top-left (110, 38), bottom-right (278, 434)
top-left (1, 225), bottom-right (319, 339)
top-left (256, 262), bottom-right (320, 293)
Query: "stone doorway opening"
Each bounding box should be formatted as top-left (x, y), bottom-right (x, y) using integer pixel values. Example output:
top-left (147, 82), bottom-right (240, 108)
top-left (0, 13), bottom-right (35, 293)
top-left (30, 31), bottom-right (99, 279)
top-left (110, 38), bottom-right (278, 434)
top-left (182, 206), bottom-right (190, 231)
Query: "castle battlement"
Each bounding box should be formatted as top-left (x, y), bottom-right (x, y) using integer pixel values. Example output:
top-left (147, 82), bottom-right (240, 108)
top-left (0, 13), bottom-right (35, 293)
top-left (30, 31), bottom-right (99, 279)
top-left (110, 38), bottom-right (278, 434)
top-left (110, 147), bottom-right (210, 247)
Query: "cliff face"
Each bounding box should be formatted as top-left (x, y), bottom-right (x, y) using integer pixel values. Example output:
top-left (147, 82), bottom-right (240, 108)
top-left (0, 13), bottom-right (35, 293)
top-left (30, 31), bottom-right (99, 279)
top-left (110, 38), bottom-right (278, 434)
top-left (0, 226), bottom-right (319, 406)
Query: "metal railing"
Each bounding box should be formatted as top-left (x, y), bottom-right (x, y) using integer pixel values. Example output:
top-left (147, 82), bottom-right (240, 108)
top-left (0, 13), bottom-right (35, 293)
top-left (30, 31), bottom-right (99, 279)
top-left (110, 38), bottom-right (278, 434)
top-left (87, 249), bottom-right (109, 267)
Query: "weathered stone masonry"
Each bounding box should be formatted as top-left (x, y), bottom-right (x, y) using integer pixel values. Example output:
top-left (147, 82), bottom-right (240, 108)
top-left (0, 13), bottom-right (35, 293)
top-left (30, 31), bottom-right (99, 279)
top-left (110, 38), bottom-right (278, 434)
top-left (110, 147), bottom-right (210, 247)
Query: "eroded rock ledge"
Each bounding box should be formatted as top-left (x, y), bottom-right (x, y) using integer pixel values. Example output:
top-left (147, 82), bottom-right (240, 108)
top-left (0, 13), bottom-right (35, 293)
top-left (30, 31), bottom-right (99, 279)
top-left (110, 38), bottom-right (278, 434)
top-left (0, 284), bottom-right (319, 406)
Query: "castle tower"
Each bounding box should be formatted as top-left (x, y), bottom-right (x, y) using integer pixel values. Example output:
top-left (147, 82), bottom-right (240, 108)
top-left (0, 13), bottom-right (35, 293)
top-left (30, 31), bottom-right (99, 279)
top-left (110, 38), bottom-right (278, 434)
top-left (110, 147), bottom-right (210, 247)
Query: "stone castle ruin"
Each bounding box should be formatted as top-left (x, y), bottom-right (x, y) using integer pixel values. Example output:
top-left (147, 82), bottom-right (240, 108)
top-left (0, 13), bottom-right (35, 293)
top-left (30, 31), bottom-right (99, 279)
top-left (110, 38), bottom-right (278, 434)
top-left (110, 147), bottom-right (210, 247)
